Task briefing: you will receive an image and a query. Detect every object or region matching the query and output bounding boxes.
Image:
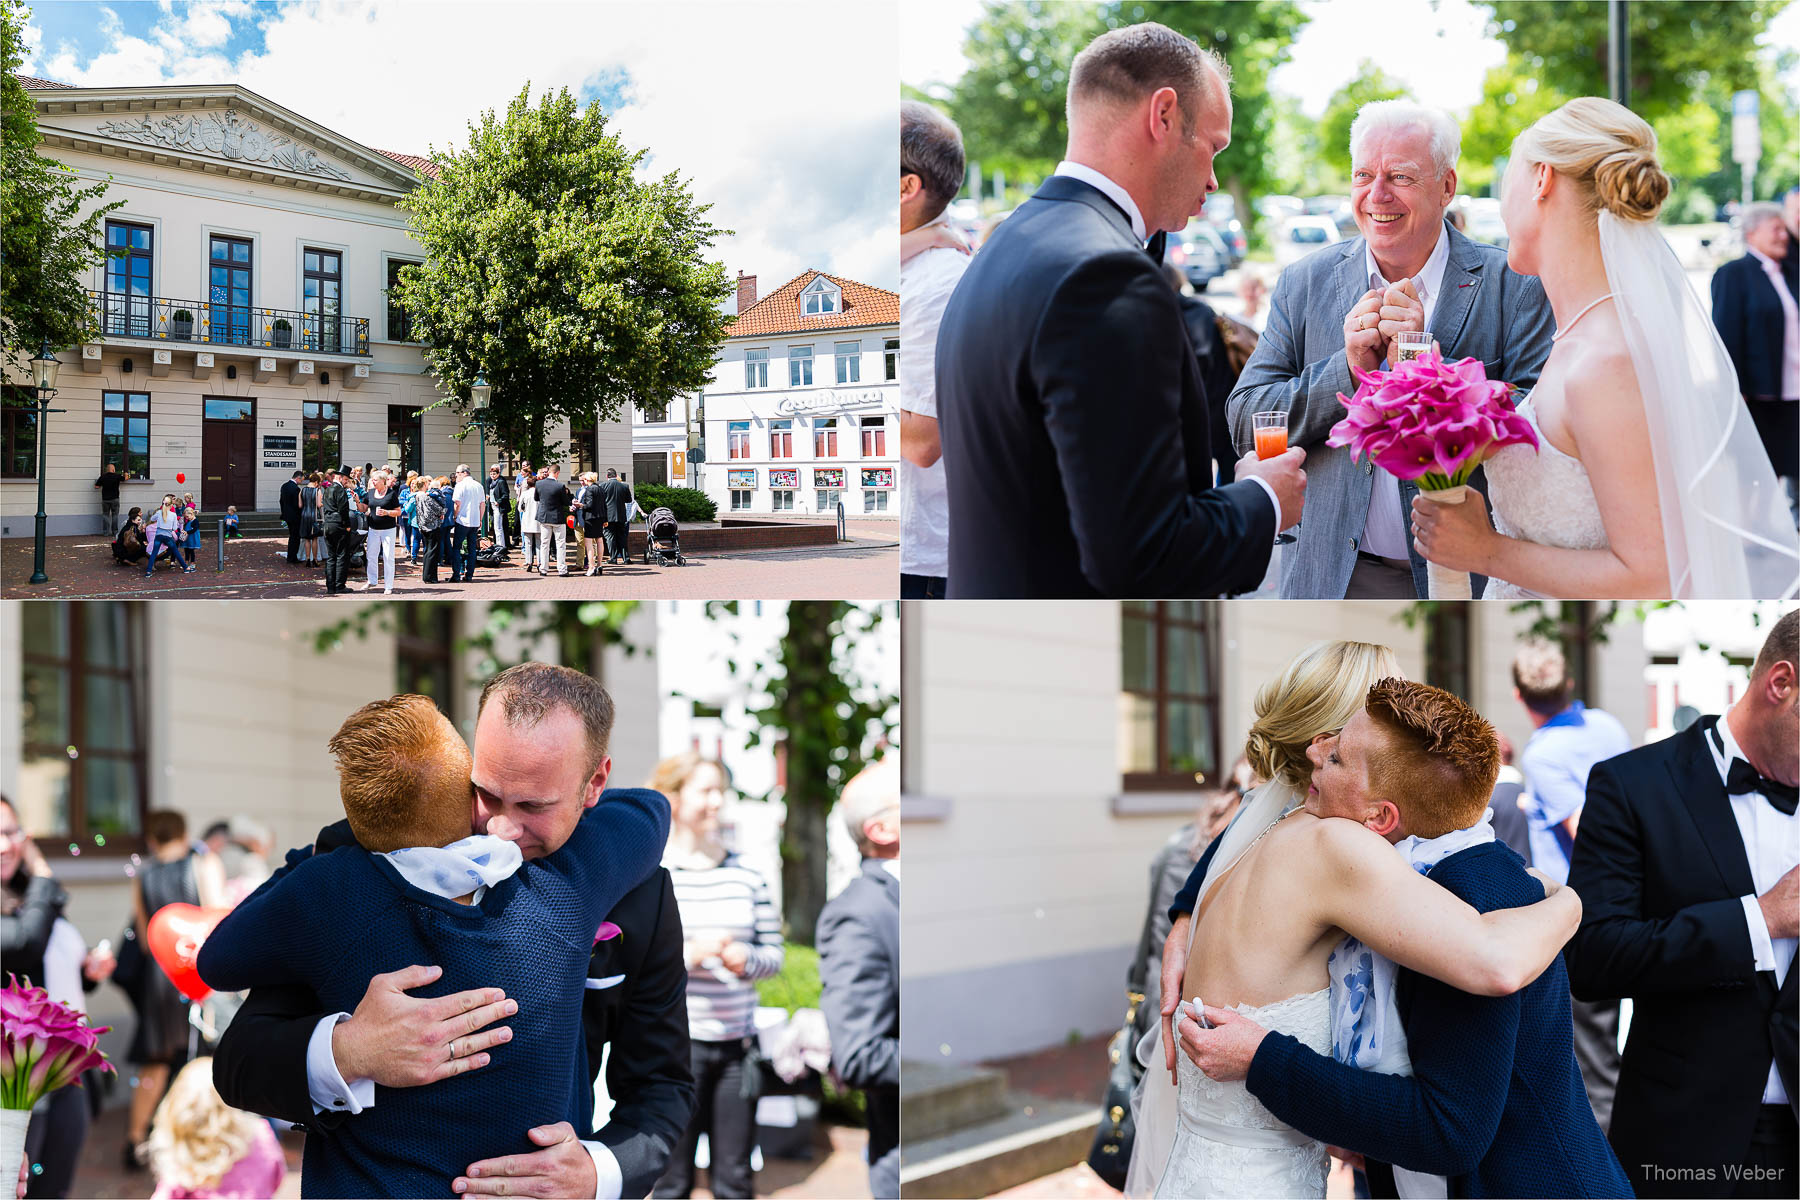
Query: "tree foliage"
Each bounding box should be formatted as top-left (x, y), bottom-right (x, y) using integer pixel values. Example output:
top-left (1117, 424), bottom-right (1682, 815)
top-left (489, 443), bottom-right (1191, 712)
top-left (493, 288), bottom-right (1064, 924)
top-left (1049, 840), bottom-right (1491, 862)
top-left (394, 86), bottom-right (733, 465)
top-left (937, 1), bottom-right (1311, 225)
top-left (311, 600), bottom-right (641, 690)
top-left (1460, 60), bottom-right (1569, 195)
top-left (1, 0), bottom-right (121, 364)
top-left (1317, 60), bottom-right (1413, 183)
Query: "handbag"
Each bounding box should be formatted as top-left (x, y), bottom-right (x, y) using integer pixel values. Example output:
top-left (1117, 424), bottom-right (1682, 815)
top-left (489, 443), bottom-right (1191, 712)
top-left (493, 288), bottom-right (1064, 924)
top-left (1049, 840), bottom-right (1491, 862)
top-left (1086, 877), bottom-right (1162, 1190)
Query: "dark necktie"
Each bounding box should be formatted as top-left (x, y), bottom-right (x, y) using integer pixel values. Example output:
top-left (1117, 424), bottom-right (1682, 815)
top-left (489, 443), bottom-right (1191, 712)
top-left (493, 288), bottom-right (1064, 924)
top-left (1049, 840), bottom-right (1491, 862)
top-left (1726, 758), bottom-right (1799, 816)
top-left (1145, 230), bottom-right (1167, 264)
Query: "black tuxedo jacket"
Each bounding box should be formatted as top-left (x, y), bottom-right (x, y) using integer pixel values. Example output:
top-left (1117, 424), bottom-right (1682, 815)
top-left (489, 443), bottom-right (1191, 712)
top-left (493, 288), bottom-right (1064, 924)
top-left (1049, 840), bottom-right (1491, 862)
top-left (935, 174), bottom-right (1275, 597)
top-left (599, 478), bottom-right (632, 523)
top-left (1711, 253), bottom-right (1793, 399)
top-left (279, 479), bottom-right (303, 523)
top-left (211, 822), bottom-right (695, 1198)
top-left (1565, 718), bottom-right (1797, 1198)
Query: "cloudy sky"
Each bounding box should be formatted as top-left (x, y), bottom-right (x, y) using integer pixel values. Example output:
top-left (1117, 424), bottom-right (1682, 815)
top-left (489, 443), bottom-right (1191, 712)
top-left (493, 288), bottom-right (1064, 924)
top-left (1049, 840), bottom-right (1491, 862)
top-left (904, 0), bottom-right (1800, 118)
top-left (22, 0), bottom-right (899, 293)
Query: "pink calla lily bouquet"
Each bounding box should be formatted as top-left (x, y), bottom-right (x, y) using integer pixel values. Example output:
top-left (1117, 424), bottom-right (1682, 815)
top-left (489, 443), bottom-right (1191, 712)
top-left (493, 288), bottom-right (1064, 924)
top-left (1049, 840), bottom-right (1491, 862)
top-left (1, 974), bottom-right (114, 1110)
top-left (1326, 352), bottom-right (1537, 598)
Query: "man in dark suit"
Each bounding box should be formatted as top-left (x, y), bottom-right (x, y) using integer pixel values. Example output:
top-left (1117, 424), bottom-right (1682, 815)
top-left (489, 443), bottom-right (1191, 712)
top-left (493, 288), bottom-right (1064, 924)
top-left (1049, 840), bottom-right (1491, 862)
top-left (213, 665), bottom-right (696, 1197)
top-left (1712, 203), bottom-right (1798, 493)
top-left (817, 761), bottom-right (900, 1199)
top-left (279, 469), bottom-right (305, 563)
top-left (533, 466), bottom-right (573, 576)
top-left (600, 469), bottom-right (632, 565)
top-left (485, 466), bottom-right (512, 556)
top-left (934, 22), bottom-right (1304, 598)
top-left (1566, 608), bottom-right (1798, 1199)
top-left (1162, 263), bottom-right (1241, 487)
top-left (318, 467), bottom-right (354, 595)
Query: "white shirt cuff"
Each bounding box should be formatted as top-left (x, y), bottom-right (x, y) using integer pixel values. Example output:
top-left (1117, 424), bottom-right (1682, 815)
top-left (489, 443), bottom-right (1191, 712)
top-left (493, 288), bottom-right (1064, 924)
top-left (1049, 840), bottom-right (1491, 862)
top-left (1242, 474), bottom-right (1281, 530)
top-left (581, 1139), bottom-right (622, 1200)
top-left (1742, 895), bottom-right (1778, 972)
top-left (306, 1012), bottom-right (376, 1116)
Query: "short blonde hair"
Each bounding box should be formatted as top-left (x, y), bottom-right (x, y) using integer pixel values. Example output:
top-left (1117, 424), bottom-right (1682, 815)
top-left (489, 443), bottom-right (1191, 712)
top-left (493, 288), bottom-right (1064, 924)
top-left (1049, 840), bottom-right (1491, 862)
top-left (146, 1058), bottom-right (263, 1192)
top-left (327, 695), bottom-right (472, 853)
top-left (1244, 640), bottom-right (1403, 789)
top-left (646, 750), bottom-right (729, 800)
top-left (1512, 96), bottom-right (1669, 222)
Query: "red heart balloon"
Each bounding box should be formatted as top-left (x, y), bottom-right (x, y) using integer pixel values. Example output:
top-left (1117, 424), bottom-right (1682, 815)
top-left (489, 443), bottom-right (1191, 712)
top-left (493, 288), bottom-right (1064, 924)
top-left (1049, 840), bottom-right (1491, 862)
top-left (567, 516), bottom-right (575, 528)
top-left (146, 903), bottom-right (230, 1002)
top-left (176, 472), bottom-right (185, 484)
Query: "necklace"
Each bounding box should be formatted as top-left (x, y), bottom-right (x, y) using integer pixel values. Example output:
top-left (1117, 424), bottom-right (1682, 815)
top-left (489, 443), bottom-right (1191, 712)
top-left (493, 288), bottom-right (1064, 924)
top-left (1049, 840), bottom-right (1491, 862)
top-left (1552, 292), bottom-right (1614, 341)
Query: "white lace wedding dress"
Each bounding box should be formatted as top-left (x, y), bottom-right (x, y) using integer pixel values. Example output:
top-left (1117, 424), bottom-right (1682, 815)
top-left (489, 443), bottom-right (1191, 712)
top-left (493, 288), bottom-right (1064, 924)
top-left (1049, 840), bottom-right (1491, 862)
top-left (1151, 987), bottom-right (1333, 1199)
top-left (1480, 395), bottom-right (1607, 599)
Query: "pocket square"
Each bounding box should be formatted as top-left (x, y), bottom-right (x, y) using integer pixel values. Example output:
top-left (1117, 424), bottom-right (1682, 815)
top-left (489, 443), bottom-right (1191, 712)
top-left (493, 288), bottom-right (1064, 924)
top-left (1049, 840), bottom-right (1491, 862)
top-left (585, 973), bottom-right (626, 990)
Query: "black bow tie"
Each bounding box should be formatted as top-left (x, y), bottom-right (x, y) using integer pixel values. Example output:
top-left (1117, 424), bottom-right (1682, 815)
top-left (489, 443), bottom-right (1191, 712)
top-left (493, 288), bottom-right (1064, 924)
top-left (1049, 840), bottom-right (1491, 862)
top-left (1727, 757), bottom-right (1799, 815)
top-left (1145, 230), bottom-right (1167, 263)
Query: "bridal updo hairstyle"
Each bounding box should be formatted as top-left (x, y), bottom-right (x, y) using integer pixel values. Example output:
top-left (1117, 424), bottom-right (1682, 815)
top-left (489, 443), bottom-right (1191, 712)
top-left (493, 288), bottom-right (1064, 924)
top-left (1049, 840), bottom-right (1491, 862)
top-left (1512, 96), bottom-right (1670, 222)
top-left (1361, 678), bottom-right (1501, 839)
top-left (327, 693), bottom-right (473, 853)
top-left (1243, 640), bottom-right (1402, 789)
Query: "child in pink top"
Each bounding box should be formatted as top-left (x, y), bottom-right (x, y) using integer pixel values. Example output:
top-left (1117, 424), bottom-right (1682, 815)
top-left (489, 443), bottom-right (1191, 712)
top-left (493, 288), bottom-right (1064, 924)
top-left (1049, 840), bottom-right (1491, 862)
top-left (148, 1058), bottom-right (284, 1200)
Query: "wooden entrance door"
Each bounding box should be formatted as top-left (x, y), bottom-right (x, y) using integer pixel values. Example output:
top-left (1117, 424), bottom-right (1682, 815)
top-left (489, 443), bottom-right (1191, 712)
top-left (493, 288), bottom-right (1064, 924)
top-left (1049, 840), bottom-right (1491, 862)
top-left (201, 397), bottom-right (257, 510)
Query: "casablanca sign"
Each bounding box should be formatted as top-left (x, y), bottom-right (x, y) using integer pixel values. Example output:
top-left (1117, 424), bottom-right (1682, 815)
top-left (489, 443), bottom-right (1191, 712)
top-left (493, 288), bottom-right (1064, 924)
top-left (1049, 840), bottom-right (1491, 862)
top-left (774, 388), bottom-right (888, 416)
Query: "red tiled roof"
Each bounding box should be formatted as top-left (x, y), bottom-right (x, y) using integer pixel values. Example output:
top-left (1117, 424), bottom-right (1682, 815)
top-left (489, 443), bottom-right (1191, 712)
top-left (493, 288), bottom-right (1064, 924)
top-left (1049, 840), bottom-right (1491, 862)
top-left (16, 75), bottom-right (74, 89)
top-left (374, 148), bottom-right (440, 179)
top-left (727, 269), bottom-right (899, 339)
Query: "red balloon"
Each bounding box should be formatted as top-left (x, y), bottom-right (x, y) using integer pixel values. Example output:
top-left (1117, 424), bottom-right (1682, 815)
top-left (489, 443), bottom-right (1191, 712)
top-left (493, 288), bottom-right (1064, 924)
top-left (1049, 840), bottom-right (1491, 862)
top-left (176, 473), bottom-right (186, 484)
top-left (146, 903), bottom-right (230, 1002)
top-left (567, 516), bottom-right (575, 528)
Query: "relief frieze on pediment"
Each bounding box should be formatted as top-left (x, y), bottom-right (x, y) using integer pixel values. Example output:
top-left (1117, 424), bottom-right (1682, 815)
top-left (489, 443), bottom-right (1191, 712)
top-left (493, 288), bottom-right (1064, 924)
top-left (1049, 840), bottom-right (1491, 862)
top-left (92, 109), bottom-right (354, 180)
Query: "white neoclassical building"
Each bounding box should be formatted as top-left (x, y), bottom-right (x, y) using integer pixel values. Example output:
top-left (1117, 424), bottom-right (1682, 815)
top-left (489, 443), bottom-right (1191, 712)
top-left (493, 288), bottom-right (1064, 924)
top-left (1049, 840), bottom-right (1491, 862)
top-left (2, 78), bottom-right (628, 536)
top-left (679, 269), bottom-right (900, 520)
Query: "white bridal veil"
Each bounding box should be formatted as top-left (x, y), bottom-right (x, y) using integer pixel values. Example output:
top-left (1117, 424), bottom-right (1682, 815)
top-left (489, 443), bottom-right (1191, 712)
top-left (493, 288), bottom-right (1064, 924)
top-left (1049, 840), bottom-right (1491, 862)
top-left (1123, 778), bottom-right (1304, 1197)
top-left (1598, 210), bottom-right (1800, 599)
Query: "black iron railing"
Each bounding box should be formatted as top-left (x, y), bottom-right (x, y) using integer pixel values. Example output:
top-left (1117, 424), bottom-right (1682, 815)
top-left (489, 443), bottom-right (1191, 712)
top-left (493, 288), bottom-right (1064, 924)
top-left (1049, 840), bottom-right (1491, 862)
top-left (87, 290), bottom-right (372, 357)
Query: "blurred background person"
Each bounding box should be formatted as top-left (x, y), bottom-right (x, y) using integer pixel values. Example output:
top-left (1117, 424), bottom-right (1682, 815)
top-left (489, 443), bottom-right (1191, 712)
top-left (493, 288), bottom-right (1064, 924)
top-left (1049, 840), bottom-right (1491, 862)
top-left (818, 760), bottom-right (900, 1199)
top-left (1486, 732), bottom-right (1532, 864)
top-left (146, 1059), bottom-right (283, 1200)
top-left (649, 753), bottom-right (784, 1199)
top-left (1712, 202), bottom-right (1799, 519)
top-left (1164, 263), bottom-right (1244, 487)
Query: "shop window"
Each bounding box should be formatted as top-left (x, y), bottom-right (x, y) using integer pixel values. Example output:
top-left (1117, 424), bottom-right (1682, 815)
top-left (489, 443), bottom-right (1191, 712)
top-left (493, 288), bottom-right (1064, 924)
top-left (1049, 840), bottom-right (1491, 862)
top-left (18, 603), bottom-right (146, 850)
top-left (772, 490), bottom-right (794, 511)
top-left (862, 489), bottom-right (887, 513)
top-left (1119, 602), bottom-right (1219, 791)
top-left (730, 489), bottom-right (752, 510)
top-left (816, 489), bottom-right (841, 512)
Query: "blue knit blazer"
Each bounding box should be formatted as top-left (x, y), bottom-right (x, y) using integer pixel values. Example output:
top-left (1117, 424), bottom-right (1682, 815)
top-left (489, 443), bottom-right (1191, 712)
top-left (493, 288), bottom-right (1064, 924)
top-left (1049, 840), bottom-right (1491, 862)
top-left (198, 787), bottom-right (670, 1199)
top-left (1246, 842), bottom-right (1634, 1198)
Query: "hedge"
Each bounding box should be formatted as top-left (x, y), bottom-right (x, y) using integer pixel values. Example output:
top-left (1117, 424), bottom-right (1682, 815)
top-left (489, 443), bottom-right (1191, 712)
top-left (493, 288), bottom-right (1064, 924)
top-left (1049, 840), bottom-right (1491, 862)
top-left (634, 482), bottom-right (716, 522)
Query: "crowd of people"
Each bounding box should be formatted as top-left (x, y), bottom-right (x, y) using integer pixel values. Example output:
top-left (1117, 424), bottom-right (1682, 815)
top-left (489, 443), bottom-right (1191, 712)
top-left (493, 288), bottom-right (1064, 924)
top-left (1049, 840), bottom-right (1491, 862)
top-left (4, 670), bottom-right (901, 1200)
top-left (107, 492), bottom-right (205, 577)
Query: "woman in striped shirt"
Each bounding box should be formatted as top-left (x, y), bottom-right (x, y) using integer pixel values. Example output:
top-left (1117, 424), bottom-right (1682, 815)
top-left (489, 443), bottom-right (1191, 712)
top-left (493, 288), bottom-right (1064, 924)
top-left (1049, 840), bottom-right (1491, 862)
top-left (649, 753), bottom-right (783, 1199)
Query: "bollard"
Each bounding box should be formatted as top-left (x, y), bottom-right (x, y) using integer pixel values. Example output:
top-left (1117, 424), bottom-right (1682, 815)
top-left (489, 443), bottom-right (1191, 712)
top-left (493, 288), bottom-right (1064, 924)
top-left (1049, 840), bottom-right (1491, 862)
top-left (836, 500), bottom-right (846, 543)
top-left (217, 518), bottom-right (225, 571)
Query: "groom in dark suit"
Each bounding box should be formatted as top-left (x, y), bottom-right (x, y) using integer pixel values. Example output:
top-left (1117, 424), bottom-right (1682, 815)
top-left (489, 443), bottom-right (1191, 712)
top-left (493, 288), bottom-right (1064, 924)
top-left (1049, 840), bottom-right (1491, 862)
top-left (934, 22), bottom-right (1305, 598)
top-left (1566, 608), bottom-right (1798, 1199)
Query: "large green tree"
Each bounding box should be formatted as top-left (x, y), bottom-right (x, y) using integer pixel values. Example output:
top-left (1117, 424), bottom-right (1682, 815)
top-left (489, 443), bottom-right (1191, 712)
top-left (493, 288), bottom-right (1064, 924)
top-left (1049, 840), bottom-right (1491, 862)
top-left (1317, 61), bottom-right (1413, 185)
top-left (394, 86), bottom-right (733, 465)
top-left (1, 0), bottom-right (120, 365)
top-left (939, 1), bottom-right (1310, 227)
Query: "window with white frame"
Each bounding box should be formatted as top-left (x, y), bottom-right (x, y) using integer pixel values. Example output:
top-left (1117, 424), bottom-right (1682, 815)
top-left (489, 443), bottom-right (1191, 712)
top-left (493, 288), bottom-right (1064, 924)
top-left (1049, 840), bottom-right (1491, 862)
top-left (728, 420), bottom-right (751, 459)
top-left (801, 277), bottom-right (840, 316)
top-left (860, 415), bottom-right (886, 457)
top-left (769, 419), bottom-right (793, 458)
top-left (817, 489), bottom-right (841, 512)
top-left (790, 345), bottom-right (814, 387)
top-left (863, 489), bottom-right (888, 513)
top-left (744, 348), bottom-right (769, 389)
top-left (884, 337), bottom-right (899, 380)
top-left (772, 490), bottom-right (794, 511)
top-left (813, 417), bottom-right (838, 457)
top-left (835, 341), bottom-right (861, 384)
top-left (730, 489), bottom-right (752, 510)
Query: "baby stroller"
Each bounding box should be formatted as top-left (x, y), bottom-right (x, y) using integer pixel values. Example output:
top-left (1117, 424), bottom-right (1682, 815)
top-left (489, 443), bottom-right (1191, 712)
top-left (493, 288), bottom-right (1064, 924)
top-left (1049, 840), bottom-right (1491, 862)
top-left (643, 506), bottom-right (684, 566)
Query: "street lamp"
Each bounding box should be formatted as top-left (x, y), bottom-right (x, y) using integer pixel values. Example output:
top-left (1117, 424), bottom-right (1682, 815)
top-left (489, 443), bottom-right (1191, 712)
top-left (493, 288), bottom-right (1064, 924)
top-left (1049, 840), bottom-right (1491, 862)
top-left (28, 340), bottom-right (63, 585)
top-left (470, 374), bottom-right (491, 483)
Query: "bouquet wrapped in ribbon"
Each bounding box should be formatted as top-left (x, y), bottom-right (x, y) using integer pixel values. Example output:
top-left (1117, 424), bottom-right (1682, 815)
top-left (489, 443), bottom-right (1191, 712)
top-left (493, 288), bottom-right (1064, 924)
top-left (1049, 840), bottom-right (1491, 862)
top-left (1, 975), bottom-right (115, 1189)
top-left (1326, 351), bottom-right (1537, 598)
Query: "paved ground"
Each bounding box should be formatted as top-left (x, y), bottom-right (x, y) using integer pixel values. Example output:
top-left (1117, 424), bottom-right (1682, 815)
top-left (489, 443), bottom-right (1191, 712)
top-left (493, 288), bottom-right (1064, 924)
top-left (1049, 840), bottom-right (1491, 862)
top-left (2, 521), bottom-right (897, 600)
top-left (63, 1102), bottom-right (871, 1198)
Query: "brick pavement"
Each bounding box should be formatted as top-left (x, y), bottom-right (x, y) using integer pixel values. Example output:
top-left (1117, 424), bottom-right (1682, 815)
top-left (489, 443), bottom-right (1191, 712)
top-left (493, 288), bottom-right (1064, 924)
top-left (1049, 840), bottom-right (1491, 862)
top-left (2, 524), bottom-right (897, 600)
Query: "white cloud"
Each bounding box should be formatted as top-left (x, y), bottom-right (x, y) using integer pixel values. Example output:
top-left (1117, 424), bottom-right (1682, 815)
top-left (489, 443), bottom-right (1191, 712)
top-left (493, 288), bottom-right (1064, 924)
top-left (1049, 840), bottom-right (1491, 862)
top-left (25, 0), bottom-right (899, 290)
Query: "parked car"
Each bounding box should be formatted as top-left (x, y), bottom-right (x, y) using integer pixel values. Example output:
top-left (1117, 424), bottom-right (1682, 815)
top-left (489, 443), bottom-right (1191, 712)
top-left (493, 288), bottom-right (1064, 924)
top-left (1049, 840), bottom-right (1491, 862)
top-left (1257, 194), bottom-right (1305, 224)
top-left (1463, 198), bottom-right (1508, 248)
top-left (1275, 216), bottom-right (1342, 269)
top-left (1305, 194), bottom-right (1357, 237)
top-left (1169, 225), bottom-right (1225, 289)
top-left (1202, 193), bottom-right (1247, 264)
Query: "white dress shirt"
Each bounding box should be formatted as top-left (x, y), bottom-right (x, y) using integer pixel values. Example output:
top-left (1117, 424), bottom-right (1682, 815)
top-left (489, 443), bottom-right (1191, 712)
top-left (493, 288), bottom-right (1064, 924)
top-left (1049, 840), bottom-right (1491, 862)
top-left (1708, 715), bottom-right (1797, 1106)
top-left (1747, 246), bottom-right (1800, 400)
top-left (302, 839), bottom-right (624, 1199)
top-left (1360, 224), bottom-right (1452, 560)
top-left (899, 211), bottom-right (969, 580)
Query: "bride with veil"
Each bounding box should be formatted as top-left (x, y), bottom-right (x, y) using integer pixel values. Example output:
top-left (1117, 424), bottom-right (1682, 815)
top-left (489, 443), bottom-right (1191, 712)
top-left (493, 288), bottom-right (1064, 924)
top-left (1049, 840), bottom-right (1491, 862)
top-left (1125, 641), bottom-right (1580, 1198)
top-left (1408, 96), bottom-right (1799, 600)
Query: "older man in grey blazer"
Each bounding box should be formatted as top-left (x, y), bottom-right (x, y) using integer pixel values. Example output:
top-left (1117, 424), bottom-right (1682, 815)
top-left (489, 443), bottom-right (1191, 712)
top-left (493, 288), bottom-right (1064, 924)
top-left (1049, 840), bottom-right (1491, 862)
top-left (1228, 100), bottom-right (1554, 599)
top-left (818, 760), bottom-right (900, 1199)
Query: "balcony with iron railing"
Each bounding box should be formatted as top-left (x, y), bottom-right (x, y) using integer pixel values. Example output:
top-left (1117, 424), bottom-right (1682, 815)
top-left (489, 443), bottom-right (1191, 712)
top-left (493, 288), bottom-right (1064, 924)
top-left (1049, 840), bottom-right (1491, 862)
top-left (86, 290), bottom-right (372, 357)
